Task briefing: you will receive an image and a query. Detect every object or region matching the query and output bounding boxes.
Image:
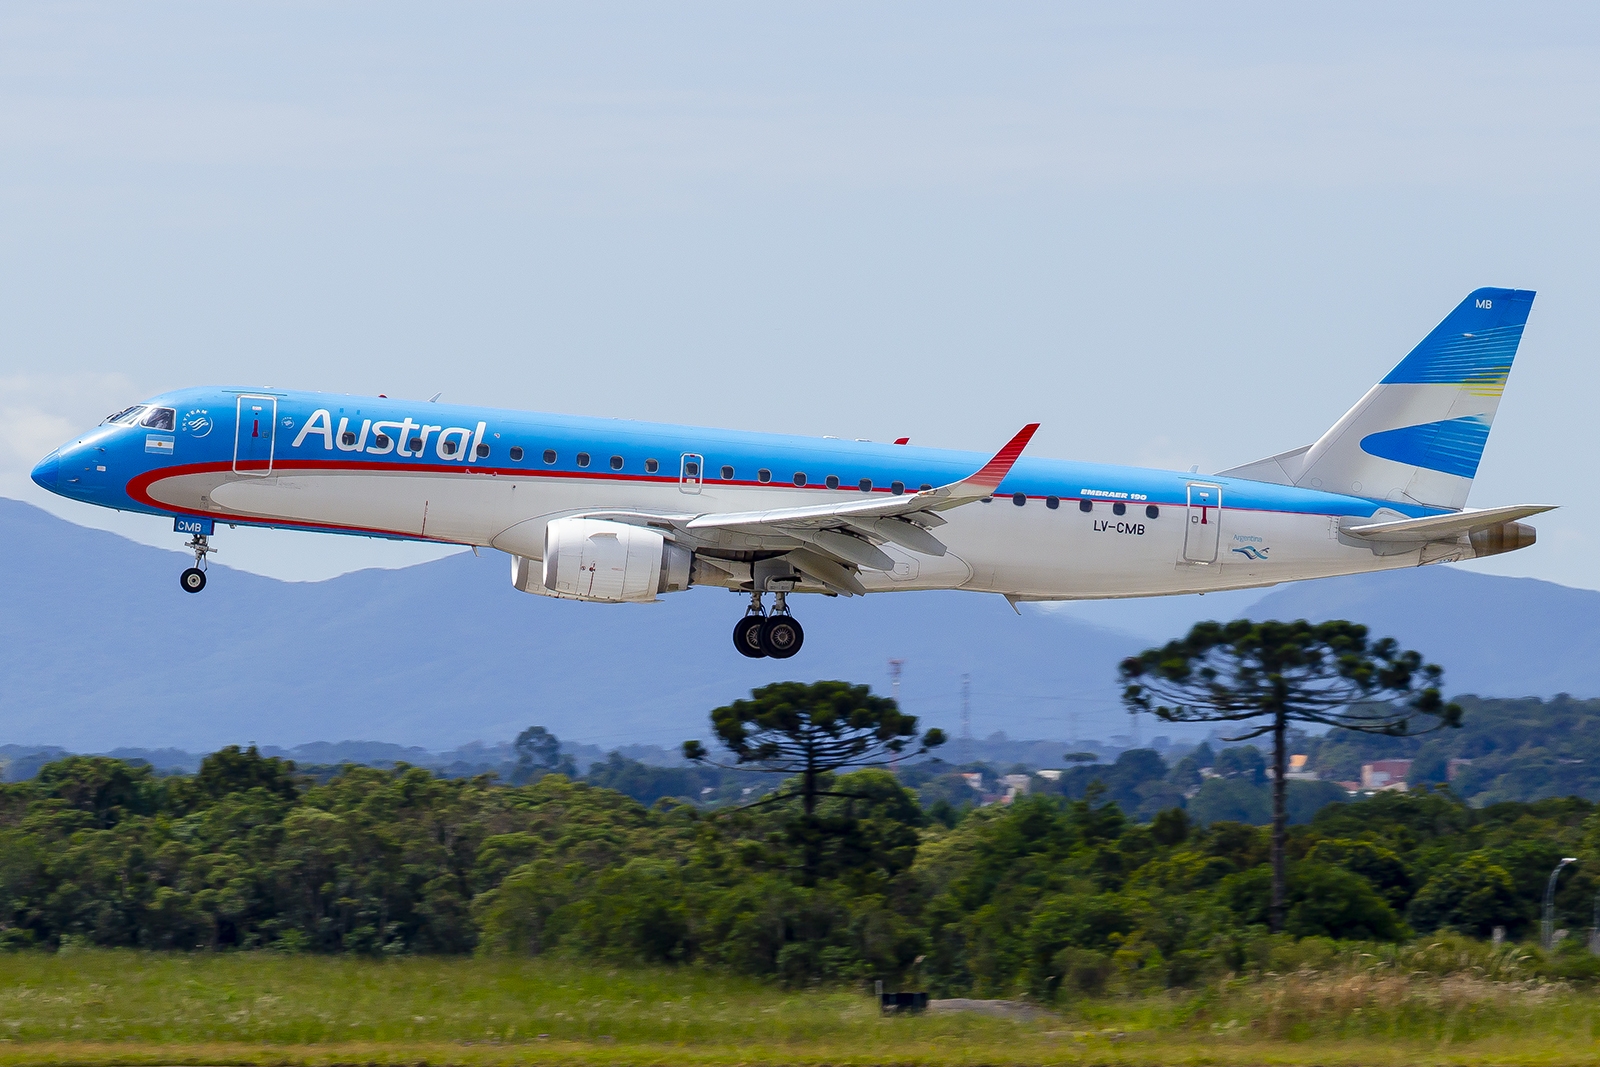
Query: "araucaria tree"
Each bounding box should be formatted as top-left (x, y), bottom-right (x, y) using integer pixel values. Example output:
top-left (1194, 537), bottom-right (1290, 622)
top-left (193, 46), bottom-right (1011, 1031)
top-left (1119, 619), bottom-right (1461, 933)
top-left (684, 680), bottom-right (945, 815)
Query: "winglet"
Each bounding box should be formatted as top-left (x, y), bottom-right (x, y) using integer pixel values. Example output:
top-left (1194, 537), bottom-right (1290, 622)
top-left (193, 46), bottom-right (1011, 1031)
top-left (963, 423), bottom-right (1039, 493)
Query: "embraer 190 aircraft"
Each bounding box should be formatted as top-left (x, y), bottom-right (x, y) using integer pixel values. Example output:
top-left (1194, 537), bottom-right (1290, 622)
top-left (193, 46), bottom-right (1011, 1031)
top-left (33, 288), bottom-right (1550, 659)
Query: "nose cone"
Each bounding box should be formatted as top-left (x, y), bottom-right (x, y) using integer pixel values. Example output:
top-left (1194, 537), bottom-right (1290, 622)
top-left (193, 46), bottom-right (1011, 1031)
top-left (30, 452), bottom-right (60, 491)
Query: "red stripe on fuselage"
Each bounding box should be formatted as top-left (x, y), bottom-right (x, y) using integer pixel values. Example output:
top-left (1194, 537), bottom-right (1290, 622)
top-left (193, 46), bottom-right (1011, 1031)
top-left (125, 456), bottom-right (1352, 545)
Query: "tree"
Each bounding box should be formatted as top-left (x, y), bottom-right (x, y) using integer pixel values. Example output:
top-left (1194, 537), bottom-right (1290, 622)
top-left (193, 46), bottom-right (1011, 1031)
top-left (1119, 619), bottom-right (1461, 933)
top-left (512, 726), bottom-right (576, 785)
top-left (683, 681), bottom-right (945, 816)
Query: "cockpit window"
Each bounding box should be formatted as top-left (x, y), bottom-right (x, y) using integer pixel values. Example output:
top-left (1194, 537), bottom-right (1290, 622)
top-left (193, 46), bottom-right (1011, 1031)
top-left (104, 405), bottom-right (144, 425)
top-left (139, 407), bottom-right (176, 431)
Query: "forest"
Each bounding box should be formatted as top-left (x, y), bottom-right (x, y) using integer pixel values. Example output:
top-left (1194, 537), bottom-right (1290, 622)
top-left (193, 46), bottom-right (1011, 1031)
top-left (3, 737), bottom-right (1599, 996)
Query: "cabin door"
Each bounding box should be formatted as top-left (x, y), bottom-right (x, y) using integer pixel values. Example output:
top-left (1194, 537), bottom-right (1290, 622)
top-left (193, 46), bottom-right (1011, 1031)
top-left (679, 453), bottom-right (703, 494)
top-left (233, 395), bottom-right (277, 476)
top-left (1183, 483), bottom-right (1222, 563)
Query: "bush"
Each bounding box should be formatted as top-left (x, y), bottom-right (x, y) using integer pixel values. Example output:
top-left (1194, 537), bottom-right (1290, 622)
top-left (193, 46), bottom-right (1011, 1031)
top-left (1406, 852), bottom-right (1522, 937)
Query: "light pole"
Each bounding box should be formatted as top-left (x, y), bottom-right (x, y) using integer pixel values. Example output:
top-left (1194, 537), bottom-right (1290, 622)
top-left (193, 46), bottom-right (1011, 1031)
top-left (1542, 857), bottom-right (1578, 950)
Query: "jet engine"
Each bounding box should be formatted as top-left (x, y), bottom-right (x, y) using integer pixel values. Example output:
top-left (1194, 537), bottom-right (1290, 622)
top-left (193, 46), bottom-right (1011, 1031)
top-left (511, 517), bottom-right (691, 602)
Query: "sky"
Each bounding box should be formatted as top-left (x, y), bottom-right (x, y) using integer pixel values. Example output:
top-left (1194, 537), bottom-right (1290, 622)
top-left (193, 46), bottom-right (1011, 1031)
top-left (3, 2), bottom-right (1600, 588)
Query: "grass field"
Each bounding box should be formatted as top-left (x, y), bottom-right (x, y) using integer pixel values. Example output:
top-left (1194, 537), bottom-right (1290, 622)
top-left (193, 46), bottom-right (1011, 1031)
top-left (0, 950), bottom-right (1598, 1066)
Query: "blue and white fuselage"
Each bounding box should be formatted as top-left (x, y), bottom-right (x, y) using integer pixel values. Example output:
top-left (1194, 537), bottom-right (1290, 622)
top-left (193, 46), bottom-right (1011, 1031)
top-left (31, 288), bottom-right (1552, 657)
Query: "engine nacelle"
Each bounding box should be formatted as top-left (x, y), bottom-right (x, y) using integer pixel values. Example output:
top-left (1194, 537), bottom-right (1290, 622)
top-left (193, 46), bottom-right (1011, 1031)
top-left (510, 518), bottom-right (691, 602)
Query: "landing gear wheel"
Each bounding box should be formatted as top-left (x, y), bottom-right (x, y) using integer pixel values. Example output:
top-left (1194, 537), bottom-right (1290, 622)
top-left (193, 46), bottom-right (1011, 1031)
top-left (180, 567), bottom-right (207, 593)
top-left (759, 615), bottom-right (804, 659)
top-left (733, 615), bottom-right (768, 658)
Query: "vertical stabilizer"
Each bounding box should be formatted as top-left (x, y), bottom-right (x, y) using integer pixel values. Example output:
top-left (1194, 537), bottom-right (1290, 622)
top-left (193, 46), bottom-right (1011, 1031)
top-left (1224, 288), bottom-right (1534, 509)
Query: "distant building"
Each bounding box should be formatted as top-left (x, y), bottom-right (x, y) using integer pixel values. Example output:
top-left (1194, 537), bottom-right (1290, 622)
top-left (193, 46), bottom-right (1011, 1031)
top-left (1036, 769), bottom-right (1063, 781)
top-left (1270, 754), bottom-right (1319, 781)
top-left (999, 774), bottom-right (1031, 804)
top-left (1286, 753), bottom-right (1319, 780)
top-left (961, 772), bottom-right (985, 793)
top-left (1448, 758), bottom-right (1474, 781)
top-left (1361, 759), bottom-right (1413, 791)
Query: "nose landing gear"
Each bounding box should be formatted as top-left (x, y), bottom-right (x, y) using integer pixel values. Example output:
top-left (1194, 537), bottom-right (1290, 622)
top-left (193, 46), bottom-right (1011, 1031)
top-left (180, 533), bottom-right (215, 594)
top-left (730, 589), bottom-right (805, 659)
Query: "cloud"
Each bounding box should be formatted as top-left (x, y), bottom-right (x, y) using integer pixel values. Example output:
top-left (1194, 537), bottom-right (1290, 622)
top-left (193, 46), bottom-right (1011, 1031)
top-left (0, 372), bottom-right (139, 481)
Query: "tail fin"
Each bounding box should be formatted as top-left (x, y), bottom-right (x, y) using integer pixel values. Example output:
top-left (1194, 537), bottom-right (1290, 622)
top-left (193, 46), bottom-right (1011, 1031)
top-left (1220, 287), bottom-right (1535, 509)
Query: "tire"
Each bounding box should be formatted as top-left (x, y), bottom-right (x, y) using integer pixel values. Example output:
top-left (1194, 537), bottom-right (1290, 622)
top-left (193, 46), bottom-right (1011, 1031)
top-left (180, 567), bottom-right (207, 593)
top-left (759, 615), bottom-right (804, 659)
top-left (733, 615), bottom-right (768, 658)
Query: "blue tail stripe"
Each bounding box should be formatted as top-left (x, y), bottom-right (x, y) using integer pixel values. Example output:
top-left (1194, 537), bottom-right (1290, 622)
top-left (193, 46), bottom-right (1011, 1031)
top-left (1359, 415), bottom-right (1491, 480)
top-left (1381, 287), bottom-right (1534, 388)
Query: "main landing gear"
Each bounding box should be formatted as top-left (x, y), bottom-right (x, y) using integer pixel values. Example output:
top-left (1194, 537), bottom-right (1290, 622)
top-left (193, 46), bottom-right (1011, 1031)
top-left (180, 533), bottom-right (215, 594)
top-left (732, 589), bottom-right (805, 659)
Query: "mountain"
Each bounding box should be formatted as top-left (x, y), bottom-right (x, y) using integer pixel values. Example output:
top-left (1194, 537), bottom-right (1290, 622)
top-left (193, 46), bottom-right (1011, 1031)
top-left (0, 498), bottom-right (1138, 750)
top-left (3, 497), bottom-right (1598, 752)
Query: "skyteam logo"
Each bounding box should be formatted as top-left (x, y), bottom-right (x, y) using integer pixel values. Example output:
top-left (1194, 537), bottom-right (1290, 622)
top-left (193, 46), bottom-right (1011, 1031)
top-left (181, 409), bottom-right (213, 437)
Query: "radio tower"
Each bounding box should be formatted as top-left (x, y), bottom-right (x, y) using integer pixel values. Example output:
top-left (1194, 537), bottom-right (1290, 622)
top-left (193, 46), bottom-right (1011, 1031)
top-left (888, 660), bottom-right (905, 771)
top-left (961, 674), bottom-right (972, 766)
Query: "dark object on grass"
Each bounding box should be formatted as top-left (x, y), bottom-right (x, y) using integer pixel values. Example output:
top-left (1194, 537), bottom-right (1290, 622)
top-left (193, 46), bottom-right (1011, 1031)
top-left (880, 991), bottom-right (928, 1014)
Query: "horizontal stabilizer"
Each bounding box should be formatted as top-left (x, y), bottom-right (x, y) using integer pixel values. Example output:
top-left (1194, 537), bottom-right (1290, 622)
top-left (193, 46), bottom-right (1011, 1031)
top-left (1341, 504), bottom-right (1554, 542)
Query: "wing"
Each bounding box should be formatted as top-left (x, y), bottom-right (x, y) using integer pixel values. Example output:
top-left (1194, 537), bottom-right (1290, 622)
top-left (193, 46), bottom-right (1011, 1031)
top-left (568, 424), bottom-right (1039, 595)
top-left (684, 423), bottom-right (1039, 558)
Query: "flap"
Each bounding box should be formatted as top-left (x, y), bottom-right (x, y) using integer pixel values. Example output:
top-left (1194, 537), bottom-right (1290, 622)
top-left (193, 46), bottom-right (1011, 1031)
top-left (686, 423), bottom-right (1039, 534)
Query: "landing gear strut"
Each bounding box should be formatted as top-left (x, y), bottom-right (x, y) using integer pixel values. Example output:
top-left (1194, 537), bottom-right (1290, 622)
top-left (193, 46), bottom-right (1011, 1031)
top-left (180, 533), bottom-right (214, 594)
top-left (730, 589), bottom-right (805, 659)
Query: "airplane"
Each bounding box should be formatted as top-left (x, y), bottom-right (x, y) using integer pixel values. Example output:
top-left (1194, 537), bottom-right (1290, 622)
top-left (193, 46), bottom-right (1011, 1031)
top-left (32, 287), bottom-right (1550, 659)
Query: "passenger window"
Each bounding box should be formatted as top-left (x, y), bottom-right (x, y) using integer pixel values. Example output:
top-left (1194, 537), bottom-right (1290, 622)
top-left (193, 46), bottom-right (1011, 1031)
top-left (441, 440), bottom-right (458, 455)
top-left (721, 465), bottom-right (734, 480)
top-left (891, 481), bottom-right (904, 495)
top-left (1013, 492), bottom-right (1026, 506)
top-left (793, 472), bottom-right (807, 486)
top-left (1046, 496), bottom-right (1060, 510)
top-left (374, 434), bottom-right (391, 449)
top-left (341, 432), bottom-right (357, 446)
top-left (859, 478), bottom-right (872, 492)
top-left (509, 446), bottom-right (524, 461)
top-left (543, 449), bottom-right (556, 463)
top-left (140, 407), bottom-right (176, 431)
top-left (1146, 504), bottom-right (1159, 519)
top-left (685, 460), bottom-right (699, 477)
top-left (645, 458), bottom-right (659, 474)
top-left (1112, 502), bottom-right (1126, 516)
top-left (577, 452), bottom-right (590, 468)
top-left (825, 475), bottom-right (839, 489)
top-left (610, 455), bottom-right (624, 470)
top-left (408, 436), bottom-right (423, 452)
top-left (476, 443), bottom-right (490, 458)
top-left (758, 469), bottom-right (771, 483)
top-left (919, 483), bottom-right (932, 492)
top-left (1079, 499), bottom-right (1093, 512)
